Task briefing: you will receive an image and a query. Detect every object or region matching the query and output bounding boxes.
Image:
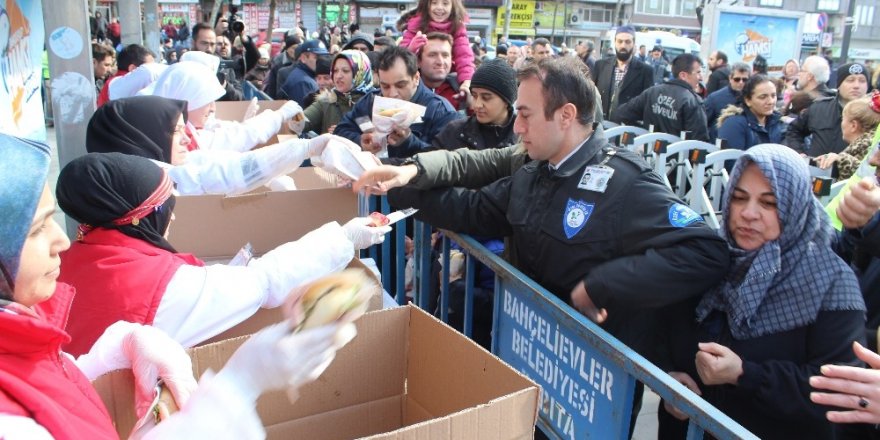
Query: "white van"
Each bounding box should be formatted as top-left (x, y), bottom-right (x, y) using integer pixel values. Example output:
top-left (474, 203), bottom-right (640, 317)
top-left (636, 31), bottom-right (701, 60)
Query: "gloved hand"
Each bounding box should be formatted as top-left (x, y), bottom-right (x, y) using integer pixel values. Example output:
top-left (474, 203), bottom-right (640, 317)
top-left (121, 324), bottom-right (199, 420)
top-left (342, 217), bottom-right (392, 250)
top-left (243, 97), bottom-right (260, 120)
top-left (213, 322), bottom-right (357, 403)
top-left (306, 133), bottom-right (334, 157)
top-left (278, 100), bottom-right (304, 121)
top-left (407, 31), bottom-right (428, 54)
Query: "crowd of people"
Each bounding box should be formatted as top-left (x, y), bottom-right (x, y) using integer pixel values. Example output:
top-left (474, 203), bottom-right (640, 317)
top-left (13, 4), bottom-right (880, 439)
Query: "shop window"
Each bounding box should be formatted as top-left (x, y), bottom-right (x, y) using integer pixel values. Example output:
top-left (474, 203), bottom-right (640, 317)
top-left (758, 0), bottom-right (783, 7)
top-left (816, 0), bottom-right (840, 12)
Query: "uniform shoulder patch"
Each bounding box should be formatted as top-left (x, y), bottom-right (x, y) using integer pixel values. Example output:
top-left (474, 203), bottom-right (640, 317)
top-left (564, 198), bottom-right (594, 239)
top-left (668, 203), bottom-right (702, 228)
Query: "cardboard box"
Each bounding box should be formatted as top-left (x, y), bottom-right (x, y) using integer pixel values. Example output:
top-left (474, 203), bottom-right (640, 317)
top-left (167, 168), bottom-right (382, 337)
top-left (213, 100), bottom-right (295, 148)
top-left (94, 305), bottom-right (540, 439)
top-left (168, 167), bottom-right (356, 260)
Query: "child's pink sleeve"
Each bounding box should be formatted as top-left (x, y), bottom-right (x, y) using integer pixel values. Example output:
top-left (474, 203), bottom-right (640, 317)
top-left (399, 15), bottom-right (422, 48)
top-left (451, 26), bottom-right (475, 81)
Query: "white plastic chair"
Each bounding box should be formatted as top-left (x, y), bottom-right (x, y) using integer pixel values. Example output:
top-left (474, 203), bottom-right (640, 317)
top-left (656, 140), bottom-right (720, 199)
top-left (628, 132), bottom-right (681, 170)
top-left (689, 149), bottom-right (745, 230)
top-left (605, 125), bottom-right (649, 148)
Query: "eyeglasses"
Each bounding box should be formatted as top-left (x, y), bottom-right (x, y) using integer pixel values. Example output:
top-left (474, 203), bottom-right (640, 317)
top-left (730, 77), bottom-right (748, 83)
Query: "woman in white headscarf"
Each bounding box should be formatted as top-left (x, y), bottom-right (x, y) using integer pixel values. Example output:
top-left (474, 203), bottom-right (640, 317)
top-left (87, 94), bottom-right (348, 195)
top-left (143, 52), bottom-right (303, 154)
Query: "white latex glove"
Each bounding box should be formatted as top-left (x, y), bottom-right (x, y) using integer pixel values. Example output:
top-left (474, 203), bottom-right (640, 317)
top-left (243, 97), bottom-right (260, 120)
top-left (212, 322), bottom-right (357, 403)
top-left (122, 325), bottom-right (199, 420)
top-left (278, 100), bottom-right (304, 121)
top-left (342, 217), bottom-right (392, 250)
top-left (307, 133), bottom-right (336, 157)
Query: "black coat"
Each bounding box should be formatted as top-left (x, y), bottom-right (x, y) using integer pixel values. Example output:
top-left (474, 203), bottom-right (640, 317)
top-left (706, 65), bottom-right (730, 95)
top-left (431, 115), bottom-right (517, 152)
top-left (783, 95), bottom-right (848, 156)
top-left (834, 212), bottom-right (880, 352)
top-left (612, 79), bottom-right (710, 141)
top-left (591, 57), bottom-right (655, 122)
top-left (658, 306), bottom-right (865, 440)
top-left (389, 130), bottom-right (730, 358)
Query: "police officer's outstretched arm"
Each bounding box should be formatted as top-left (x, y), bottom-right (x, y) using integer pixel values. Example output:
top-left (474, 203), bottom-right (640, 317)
top-left (387, 177), bottom-right (514, 237)
top-left (584, 172), bottom-right (730, 311)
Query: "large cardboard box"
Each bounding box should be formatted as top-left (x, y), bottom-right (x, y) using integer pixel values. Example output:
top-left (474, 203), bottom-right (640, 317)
top-left (168, 167), bottom-right (356, 260)
top-left (213, 100), bottom-right (295, 148)
top-left (167, 168), bottom-right (382, 339)
top-left (94, 305), bottom-right (540, 439)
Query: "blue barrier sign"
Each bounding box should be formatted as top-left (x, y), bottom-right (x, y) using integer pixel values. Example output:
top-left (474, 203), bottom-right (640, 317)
top-left (494, 282), bottom-right (636, 439)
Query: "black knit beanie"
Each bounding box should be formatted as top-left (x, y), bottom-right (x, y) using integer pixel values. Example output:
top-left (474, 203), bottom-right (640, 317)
top-left (469, 58), bottom-right (518, 107)
top-left (837, 63), bottom-right (869, 89)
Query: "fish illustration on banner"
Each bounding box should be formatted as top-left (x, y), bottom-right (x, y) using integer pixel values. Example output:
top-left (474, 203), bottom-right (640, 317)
top-left (0, 0), bottom-right (46, 141)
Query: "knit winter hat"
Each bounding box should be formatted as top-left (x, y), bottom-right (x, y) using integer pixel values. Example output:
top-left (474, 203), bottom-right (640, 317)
top-left (0, 134), bottom-right (51, 298)
top-left (469, 58), bottom-right (517, 107)
top-left (837, 63), bottom-right (869, 89)
top-left (343, 32), bottom-right (374, 51)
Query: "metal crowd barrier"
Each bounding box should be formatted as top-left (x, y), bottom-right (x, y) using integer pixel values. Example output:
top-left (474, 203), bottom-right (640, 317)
top-left (367, 195), bottom-right (757, 440)
top-left (242, 80), bottom-right (271, 101)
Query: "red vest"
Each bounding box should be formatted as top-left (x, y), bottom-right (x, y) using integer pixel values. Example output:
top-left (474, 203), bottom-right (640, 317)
top-left (97, 70), bottom-right (126, 107)
top-left (59, 228), bottom-right (203, 356)
top-left (0, 284), bottom-right (119, 439)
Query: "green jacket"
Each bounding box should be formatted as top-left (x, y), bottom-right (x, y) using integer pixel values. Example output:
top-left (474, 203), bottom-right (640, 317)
top-left (408, 124), bottom-right (606, 190)
top-left (302, 89), bottom-right (367, 134)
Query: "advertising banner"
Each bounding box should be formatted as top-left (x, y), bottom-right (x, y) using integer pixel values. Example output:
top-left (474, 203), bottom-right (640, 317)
top-left (496, 0), bottom-right (535, 32)
top-left (715, 11), bottom-right (801, 68)
top-left (0, 0), bottom-right (46, 141)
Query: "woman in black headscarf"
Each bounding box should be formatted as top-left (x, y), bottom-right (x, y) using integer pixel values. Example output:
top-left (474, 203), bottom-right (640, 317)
top-left (55, 152), bottom-right (388, 357)
top-left (0, 134), bottom-right (355, 440)
top-left (87, 95), bottom-right (190, 165)
top-left (85, 95), bottom-right (345, 195)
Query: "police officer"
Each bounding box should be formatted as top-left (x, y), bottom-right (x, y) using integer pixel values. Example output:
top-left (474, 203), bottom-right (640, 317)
top-left (613, 53), bottom-right (710, 141)
top-left (384, 57), bottom-right (729, 358)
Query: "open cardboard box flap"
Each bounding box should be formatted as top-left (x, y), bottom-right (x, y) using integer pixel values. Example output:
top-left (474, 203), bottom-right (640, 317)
top-left (94, 306), bottom-right (540, 439)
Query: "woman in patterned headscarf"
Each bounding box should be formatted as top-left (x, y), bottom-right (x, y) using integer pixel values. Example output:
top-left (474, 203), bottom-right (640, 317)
top-left (658, 145), bottom-right (866, 440)
top-left (302, 49), bottom-right (375, 134)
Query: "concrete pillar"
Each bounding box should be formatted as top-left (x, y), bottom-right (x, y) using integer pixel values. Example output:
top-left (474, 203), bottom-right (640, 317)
top-left (118, 0), bottom-right (143, 46)
top-left (143, 0), bottom-right (161, 57)
top-left (41, 0), bottom-right (96, 237)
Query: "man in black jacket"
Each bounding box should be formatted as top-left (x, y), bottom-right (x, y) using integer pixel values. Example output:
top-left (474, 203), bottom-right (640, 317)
top-left (705, 50), bottom-right (730, 95)
top-left (388, 57), bottom-right (729, 358)
top-left (784, 62), bottom-right (870, 156)
top-left (591, 25), bottom-right (654, 122)
top-left (612, 53), bottom-right (710, 141)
